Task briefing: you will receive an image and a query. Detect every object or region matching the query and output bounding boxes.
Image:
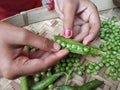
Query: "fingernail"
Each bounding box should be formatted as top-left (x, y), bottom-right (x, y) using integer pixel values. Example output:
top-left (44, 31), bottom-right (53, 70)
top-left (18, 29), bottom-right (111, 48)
top-left (63, 29), bottom-right (72, 38)
top-left (87, 42), bottom-right (90, 45)
top-left (84, 41), bottom-right (90, 45)
top-left (54, 43), bottom-right (61, 50)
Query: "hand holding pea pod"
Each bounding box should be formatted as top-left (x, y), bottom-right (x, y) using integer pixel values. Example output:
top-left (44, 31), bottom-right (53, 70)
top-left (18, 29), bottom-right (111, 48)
top-left (0, 22), bottom-right (69, 79)
top-left (54, 0), bottom-right (100, 45)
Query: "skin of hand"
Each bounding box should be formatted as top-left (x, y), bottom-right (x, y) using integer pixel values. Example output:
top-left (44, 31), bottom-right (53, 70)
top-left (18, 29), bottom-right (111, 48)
top-left (0, 22), bottom-right (69, 79)
top-left (54, 0), bottom-right (100, 45)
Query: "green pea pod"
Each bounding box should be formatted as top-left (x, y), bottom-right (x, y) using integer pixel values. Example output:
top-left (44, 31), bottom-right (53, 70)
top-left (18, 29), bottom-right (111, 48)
top-left (31, 72), bottom-right (64, 90)
top-left (57, 85), bottom-right (76, 90)
top-left (57, 79), bottom-right (104, 90)
top-left (21, 76), bottom-right (29, 90)
top-left (53, 36), bottom-right (102, 55)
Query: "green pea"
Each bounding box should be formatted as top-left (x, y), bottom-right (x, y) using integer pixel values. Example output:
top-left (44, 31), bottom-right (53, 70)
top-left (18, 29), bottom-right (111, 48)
top-left (110, 68), bottom-right (116, 73)
top-left (75, 58), bottom-right (80, 63)
top-left (47, 68), bottom-right (52, 72)
top-left (83, 47), bottom-right (89, 52)
top-left (99, 63), bottom-right (104, 67)
top-left (41, 72), bottom-right (46, 76)
top-left (114, 64), bottom-right (119, 69)
top-left (117, 68), bottom-right (120, 72)
top-left (110, 61), bottom-right (115, 66)
top-left (92, 71), bottom-right (97, 75)
top-left (103, 73), bottom-right (109, 79)
top-left (77, 71), bottom-right (83, 76)
top-left (88, 65), bottom-right (94, 70)
top-left (35, 73), bottom-right (41, 78)
top-left (105, 63), bottom-right (110, 67)
top-left (60, 68), bottom-right (65, 72)
top-left (47, 72), bottom-right (52, 77)
top-left (34, 77), bottom-right (40, 82)
top-left (48, 84), bottom-right (55, 90)
top-left (95, 66), bottom-right (101, 70)
top-left (80, 66), bottom-right (85, 71)
top-left (112, 76), bottom-right (117, 80)
top-left (56, 40), bottom-right (61, 44)
top-left (35, 31), bottom-right (39, 35)
top-left (24, 46), bottom-right (32, 52)
top-left (71, 45), bottom-right (77, 49)
top-left (109, 72), bottom-right (114, 77)
top-left (86, 69), bottom-right (91, 74)
top-left (75, 63), bottom-right (81, 67)
top-left (66, 44), bottom-right (71, 49)
top-left (74, 67), bottom-right (78, 72)
top-left (68, 63), bottom-right (73, 67)
top-left (85, 62), bottom-right (90, 67)
top-left (91, 62), bottom-right (96, 66)
top-left (62, 63), bottom-right (66, 67)
top-left (118, 73), bottom-right (120, 78)
top-left (66, 67), bottom-right (70, 71)
top-left (61, 42), bottom-right (66, 48)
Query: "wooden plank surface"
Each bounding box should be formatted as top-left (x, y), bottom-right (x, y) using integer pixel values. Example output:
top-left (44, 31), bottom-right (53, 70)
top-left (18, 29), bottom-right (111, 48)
top-left (2, 6), bottom-right (58, 27)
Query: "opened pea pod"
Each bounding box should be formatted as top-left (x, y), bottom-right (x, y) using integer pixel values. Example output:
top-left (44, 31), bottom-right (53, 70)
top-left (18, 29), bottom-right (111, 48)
top-left (52, 36), bottom-right (102, 55)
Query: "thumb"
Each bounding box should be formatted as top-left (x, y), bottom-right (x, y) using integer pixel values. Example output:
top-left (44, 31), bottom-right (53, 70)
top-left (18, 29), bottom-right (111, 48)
top-left (19, 30), bottom-right (60, 52)
top-left (63, 0), bottom-right (76, 38)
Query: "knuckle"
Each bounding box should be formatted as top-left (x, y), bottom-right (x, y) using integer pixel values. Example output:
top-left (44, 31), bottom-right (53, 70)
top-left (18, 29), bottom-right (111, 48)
top-left (19, 30), bottom-right (30, 44)
top-left (41, 37), bottom-right (53, 50)
top-left (93, 4), bottom-right (98, 10)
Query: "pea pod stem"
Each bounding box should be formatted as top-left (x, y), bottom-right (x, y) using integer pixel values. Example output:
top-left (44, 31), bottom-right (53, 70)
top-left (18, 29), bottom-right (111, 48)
top-left (64, 70), bottom-right (73, 85)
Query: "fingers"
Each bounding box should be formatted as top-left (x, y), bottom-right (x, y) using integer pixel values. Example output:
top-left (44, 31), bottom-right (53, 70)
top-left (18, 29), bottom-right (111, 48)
top-left (63, 0), bottom-right (77, 38)
top-left (54, 0), bottom-right (78, 38)
top-left (74, 23), bottom-right (89, 42)
top-left (29, 50), bottom-right (46, 58)
top-left (74, 17), bottom-right (86, 26)
top-left (0, 22), bottom-right (60, 52)
top-left (16, 49), bottom-right (69, 76)
top-left (72, 25), bottom-right (81, 38)
top-left (19, 30), bottom-right (61, 52)
top-left (83, 6), bottom-right (100, 45)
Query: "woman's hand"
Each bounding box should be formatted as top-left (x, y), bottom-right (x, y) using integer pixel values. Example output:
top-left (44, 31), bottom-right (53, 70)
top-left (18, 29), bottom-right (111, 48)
top-left (55, 0), bottom-right (100, 45)
top-left (0, 22), bottom-right (69, 79)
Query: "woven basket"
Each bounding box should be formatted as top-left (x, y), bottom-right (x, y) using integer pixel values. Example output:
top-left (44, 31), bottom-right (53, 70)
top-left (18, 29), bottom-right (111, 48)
top-left (0, 6), bottom-right (120, 90)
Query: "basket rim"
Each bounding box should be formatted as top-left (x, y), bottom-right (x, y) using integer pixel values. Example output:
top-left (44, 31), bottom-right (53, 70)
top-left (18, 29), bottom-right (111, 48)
top-left (1, 6), bottom-right (59, 27)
